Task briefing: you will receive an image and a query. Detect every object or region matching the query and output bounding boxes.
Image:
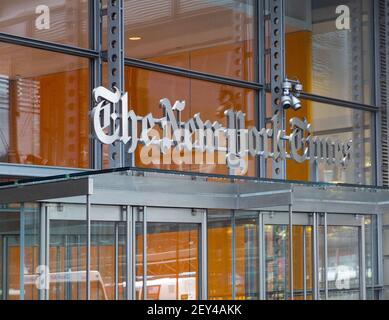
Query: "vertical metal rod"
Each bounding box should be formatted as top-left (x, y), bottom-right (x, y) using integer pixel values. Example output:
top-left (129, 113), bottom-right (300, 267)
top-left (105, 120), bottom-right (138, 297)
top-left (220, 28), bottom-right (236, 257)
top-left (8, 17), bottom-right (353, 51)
top-left (289, 205), bottom-right (293, 300)
top-left (2, 237), bottom-right (8, 300)
top-left (114, 222), bottom-right (119, 300)
top-left (370, 215), bottom-right (376, 298)
top-left (312, 213), bottom-right (319, 300)
top-left (231, 211), bottom-right (236, 299)
top-left (45, 206), bottom-right (50, 300)
top-left (258, 212), bottom-right (265, 300)
top-left (39, 205), bottom-right (46, 301)
top-left (142, 207), bottom-right (147, 300)
top-left (360, 216), bottom-right (367, 300)
top-left (303, 227), bottom-right (307, 300)
top-left (324, 213), bottom-right (328, 300)
top-left (201, 210), bottom-right (208, 300)
top-left (64, 235), bottom-right (69, 300)
top-left (132, 207), bottom-right (136, 300)
top-left (19, 203), bottom-right (25, 301)
top-left (86, 195), bottom-right (91, 300)
top-left (126, 206), bottom-right (132, 300)
top-left (76, 235), bottom-right (81, 300)
top-left (376, 213), bottom-right (383, 298)
top-left (90, 0), bottom-right (102, 169)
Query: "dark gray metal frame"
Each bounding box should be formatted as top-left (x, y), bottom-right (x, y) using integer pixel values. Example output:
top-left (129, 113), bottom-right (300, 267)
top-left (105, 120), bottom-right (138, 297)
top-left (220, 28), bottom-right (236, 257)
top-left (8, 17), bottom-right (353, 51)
top-left (0, 0), bottom-right (383, 187)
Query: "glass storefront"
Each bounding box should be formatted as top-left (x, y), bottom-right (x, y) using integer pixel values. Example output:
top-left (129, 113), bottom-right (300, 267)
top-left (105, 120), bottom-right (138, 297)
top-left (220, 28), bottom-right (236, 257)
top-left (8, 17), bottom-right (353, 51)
top-left (0, 168), bottom-right (385, 300)
top-left (0, 0), bottom-right (388, 301)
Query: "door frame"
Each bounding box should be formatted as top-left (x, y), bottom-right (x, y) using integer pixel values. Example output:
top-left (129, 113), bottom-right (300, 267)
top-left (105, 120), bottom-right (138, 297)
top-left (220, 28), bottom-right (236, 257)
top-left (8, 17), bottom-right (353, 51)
top-left (41, 203), bottom-right (207, 300)
top-left (262, 210), bottom-right (368, 300)
top-left (132, 206), bottom-right (207, 300)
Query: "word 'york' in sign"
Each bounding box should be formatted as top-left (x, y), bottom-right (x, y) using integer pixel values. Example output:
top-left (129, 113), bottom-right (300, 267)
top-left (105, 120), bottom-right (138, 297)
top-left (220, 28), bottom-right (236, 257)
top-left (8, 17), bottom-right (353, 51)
top-left (91, 86), bottom-right (353, 174)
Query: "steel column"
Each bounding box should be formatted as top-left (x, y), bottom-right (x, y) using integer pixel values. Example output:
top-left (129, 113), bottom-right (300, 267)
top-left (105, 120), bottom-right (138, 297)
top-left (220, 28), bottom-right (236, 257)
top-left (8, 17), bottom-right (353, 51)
top-left (107, 0), bottom-right (128, 168)
top-left (269, 0), bottom-right (286, 179)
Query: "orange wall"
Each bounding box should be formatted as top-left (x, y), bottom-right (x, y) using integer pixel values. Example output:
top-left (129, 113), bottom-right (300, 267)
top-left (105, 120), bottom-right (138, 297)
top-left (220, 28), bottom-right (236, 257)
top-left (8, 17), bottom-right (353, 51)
top-left (285, 31), bottom-right (312, 181)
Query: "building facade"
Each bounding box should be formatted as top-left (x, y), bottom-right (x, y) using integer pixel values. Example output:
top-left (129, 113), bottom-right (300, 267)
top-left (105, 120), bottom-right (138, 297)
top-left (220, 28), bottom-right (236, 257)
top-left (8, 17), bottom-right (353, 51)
top-left (0, 0), bottom-right (389, 300)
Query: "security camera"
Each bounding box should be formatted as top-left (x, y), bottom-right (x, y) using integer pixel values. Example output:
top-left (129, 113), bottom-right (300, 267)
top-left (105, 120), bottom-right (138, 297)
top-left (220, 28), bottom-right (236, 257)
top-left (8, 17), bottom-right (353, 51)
top-left (281, 78), bottom-right (303, 110)
top-left (291, 95), bottom-right (302, 111)
top-left (281, 94), bottom-right (293, 109)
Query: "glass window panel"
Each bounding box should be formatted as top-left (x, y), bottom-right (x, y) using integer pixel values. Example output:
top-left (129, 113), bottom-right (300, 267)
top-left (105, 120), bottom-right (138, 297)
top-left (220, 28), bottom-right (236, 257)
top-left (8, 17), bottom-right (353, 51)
top-left (0, 0), bottom-right (89, 48)
top-left (265, 224), bottom-right (290, 300)
top-left (285, 100), bottom-right (373, 185)
top-left (320, 225), bottom-right (360, 300)
top-left (0, 43), bottom-right (90, 168)
top-left (286, 0), bottom-right (373, 104)
top-left (49, 220), bottom-right (87, 300)
top-left (123, 0), bottom-right (256, 81)
top-left (208, 211), bottom-right (233, 300)
top-left (145, 223), bottom-right (199, 300)
top-left (235, 215), bottom-right (258, 300)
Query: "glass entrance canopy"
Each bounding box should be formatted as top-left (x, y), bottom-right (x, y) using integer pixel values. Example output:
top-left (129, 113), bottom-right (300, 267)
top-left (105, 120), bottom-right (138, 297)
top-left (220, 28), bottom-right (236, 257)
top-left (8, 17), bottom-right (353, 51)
top-left (0, 167), bottom-right (388, 300)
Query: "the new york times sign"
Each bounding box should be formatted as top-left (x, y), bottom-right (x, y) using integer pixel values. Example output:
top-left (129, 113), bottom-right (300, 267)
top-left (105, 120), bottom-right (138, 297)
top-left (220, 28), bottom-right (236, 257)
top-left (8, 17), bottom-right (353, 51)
top-left (91, 87), bottom-right (353, 174)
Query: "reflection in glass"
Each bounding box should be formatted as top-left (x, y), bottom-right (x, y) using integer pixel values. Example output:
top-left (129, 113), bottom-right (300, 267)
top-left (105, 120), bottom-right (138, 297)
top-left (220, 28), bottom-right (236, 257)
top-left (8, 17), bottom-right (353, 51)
top-left (265, 225), bottom-right (289, 300)
top-left (208, 211), bottom-right (259, 300)
top-left (286, 102), bottom-right (373, 185)
top-left (0, 207), bottom-right (20, 300)
top-left (90, 222), bottom-right (126, 300)
top-left (123, 0), bottom-right (256, 81)
top-left (0, 43), bottom-right (90, 168)
top-left (235, 217), bottom-right (258, 300)
top-left (49, 220), bottom-right (87, 300)
top-left (286, 0), bottom-right (373, 104)
top-left (136, 223), bottom-right (199, 300)
top-left (319, 226), bottom-right (360, 300)
top-left (0, 0), bottom-right (89, 48)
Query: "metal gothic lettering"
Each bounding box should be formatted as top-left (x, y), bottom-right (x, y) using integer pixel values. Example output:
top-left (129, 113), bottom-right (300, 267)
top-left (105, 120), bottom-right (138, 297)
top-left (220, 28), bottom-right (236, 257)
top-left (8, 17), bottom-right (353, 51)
top-left (91, 86), bottom-right (353, 171)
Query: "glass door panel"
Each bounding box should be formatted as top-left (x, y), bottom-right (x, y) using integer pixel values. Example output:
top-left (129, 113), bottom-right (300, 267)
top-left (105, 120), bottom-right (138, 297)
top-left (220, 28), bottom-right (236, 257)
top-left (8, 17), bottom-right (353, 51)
top-left (146, 223), bottom-right (199, 300)
top-left (235, 216), bottom-right (258, 300)
top-left (135, 208), bottom-right (204, 301)
top-left (264, 212), bottom-right (313, 300)
top-left (48, 220), bottom-right (87, 300)
top-left (319, 214), bottom-right (364, 300)
top-left (47, 205), bottom-right (128, 300)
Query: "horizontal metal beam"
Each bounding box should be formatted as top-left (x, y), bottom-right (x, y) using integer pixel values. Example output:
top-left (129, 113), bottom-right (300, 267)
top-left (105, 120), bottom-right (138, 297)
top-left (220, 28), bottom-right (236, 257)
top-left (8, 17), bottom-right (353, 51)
top-left (300, 92), bottom-right (378, 112)
top-left (124, 57), bottom-right (263, 90)
top-left (0, 178), bottom-right (93, 204)
top-left (0, 32), bottom-right (100, 59)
